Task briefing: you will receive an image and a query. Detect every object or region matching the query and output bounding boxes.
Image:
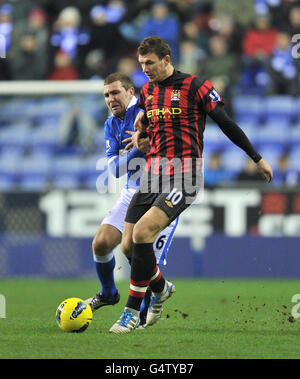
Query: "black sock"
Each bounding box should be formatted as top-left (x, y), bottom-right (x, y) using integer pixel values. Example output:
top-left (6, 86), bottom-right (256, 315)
top-left (126, 242), bottom-right (156, 311)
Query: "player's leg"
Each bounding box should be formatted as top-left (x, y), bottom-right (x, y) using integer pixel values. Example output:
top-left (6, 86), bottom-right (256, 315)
top-left (130, 207), bottom-right (176, 326)
top-left (110, 206), bottom-right (173, 333)
top-left (139, 217), bottom-right (179, 327)
top-left (92, 223), bottom-right (121, 297)
top-left (86, 223), bottom-right (121, 311)
top-left (86, 189), bottom-right (134, 311)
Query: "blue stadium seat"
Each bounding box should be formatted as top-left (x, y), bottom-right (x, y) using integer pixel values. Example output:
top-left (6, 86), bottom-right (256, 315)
top-left (29, 126), bottom-right (60, 149)
top-left (238, 122), bottom-right (260, 145)
top-left (222, 148), bottom-right (248, 173)
top-left (18, 154), bottom-right (52, 176)
top-left (52, 173), bottom-right (82, 189)
top-left (19, 174), bottom-right (50, 191)
top-left (50, 156), bottom-right (86, 189)
top-left (233, 96), bottom-right (264, 124)
top-left (289, 147), bottom-right (300, 171)
top-left (0, 174), bottom-right (17, 190)
top-left (289, 125), bottom-right (300, 148)
top-left (205, 123), bottom-right (229, 150)
top-left (257, 122), bottom-right (290, 149)
top-left (0, 124), bottom-right (31, 149)
top-left (263, 96), bottom-right (297, 124)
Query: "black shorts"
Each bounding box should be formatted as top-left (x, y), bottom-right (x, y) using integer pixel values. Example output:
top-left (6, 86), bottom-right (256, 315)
top-left (125, 174), bottom-right (201, 224)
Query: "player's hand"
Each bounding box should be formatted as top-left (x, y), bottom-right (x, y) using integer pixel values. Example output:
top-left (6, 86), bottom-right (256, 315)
top-left (122, 130), bottom-right (149, 153)
top-left (134, 111), bottom-right (147, 132)
top-left (256, 158), bottom-right (273, 183)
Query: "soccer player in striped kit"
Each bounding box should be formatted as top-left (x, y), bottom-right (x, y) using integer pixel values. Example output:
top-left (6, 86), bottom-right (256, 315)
top-left (85, 72), bottom-right (179, 327)
top-left (109, 36), bottom-right (273, 334)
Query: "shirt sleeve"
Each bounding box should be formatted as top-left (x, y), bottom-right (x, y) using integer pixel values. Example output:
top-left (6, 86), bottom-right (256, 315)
top-left (195, 79), bottom-right (224, 113)
top-left (209, 104), bottom-right (262, 163)
top-left (104, 119), bottom-right (119, 160)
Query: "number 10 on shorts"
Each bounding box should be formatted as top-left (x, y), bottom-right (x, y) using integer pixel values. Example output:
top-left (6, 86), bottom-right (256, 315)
top-left (166, 188), bottom-right (183, 206)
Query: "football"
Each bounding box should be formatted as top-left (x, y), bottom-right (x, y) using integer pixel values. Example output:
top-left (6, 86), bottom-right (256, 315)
top-left (56, 298), bottom-right (93, 333)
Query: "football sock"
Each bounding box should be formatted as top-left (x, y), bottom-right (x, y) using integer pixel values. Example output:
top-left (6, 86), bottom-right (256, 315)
top-left (140, 287), bottom-right (152, 323)
top-left (126, 242), bottom-right (156, 311)
top-left (93, 252), bottom-right (117, 299)
top-left (149, 265), bottom-right (166, 294)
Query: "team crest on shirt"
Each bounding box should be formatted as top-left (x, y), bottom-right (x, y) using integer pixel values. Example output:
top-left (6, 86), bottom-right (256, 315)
top-left (171, 89), bottom-right (180, 102)
top-left (147, 95), bottom-right (153, 102)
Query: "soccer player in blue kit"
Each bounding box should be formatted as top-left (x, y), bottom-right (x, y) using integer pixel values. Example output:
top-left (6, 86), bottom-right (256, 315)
top-left (86, 72), bottom-right (178, 327)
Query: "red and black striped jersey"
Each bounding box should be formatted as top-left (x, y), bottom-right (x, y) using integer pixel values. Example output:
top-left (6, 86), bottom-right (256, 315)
top-left (139, 70), bottom-right (223, 173)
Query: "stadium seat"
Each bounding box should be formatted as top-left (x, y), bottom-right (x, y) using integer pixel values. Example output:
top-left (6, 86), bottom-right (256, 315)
top-left (18, 154), bottom-right (52, 176)
top-left (257, 122), bottom-right (290, 149)
top-left (51, 155), bottom-right (85, 177)
top-left (0, 174), bottom-right (17, 190)
top-left (289, 125), bottom-right (300, 147)
top-left (233, 96), bottom-right (264, 124)
top-left (222, 148), bottom-right (248, 173)
top-left (19, 174), bottom-right (50, 191)
top-left (0, 124), bottom-right (31, 149)
top-left (289, 147), bottom-right (300, 171)
top-left (52, 173), bottom-right (82, 189)
top-left (263, 96), bottom-right (297, 124)
top-left (205, 123), bottom-right (230, 150)
top-left (29, 125), bottom-right (60, 150)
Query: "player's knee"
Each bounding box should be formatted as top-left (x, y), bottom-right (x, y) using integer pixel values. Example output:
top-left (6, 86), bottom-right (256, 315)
top-left (92, 233), bottom-right (111, 256)
top-left (121, 236), bottom-right (132, 258)
top-left (133, 220), bottom-right (160, 244)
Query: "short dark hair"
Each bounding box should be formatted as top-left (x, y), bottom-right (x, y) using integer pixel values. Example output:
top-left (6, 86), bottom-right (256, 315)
top-left (137, 36), bottom-right (171, 60)
top-left (104, 72), bottom-right (133, 91)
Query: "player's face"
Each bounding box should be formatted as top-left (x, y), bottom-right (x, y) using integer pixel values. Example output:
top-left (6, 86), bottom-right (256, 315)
top-left (138, 52), bottom-right (171, 82)
top-left (103, 81), bottom-right (134, 118)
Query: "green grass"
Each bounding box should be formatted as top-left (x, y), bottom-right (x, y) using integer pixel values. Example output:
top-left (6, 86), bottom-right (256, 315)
top-left (0, 278), bottom-right (300, 359)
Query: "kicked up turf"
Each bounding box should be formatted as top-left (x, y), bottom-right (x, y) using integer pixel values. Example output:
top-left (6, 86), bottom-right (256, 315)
top-left (0, 278), bottom-right (300, 359)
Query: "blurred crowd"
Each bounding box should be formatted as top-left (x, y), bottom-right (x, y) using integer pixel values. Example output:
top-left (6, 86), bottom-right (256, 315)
top-left (0, 0), bottom-right (299, 103)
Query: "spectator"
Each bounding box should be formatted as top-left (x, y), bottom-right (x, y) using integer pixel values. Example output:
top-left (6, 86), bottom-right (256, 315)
top-left (50, 6), bottom-right (90, 73)
top-left (10, 8), bottom-right (49, 80)
top-left (58, 97), bottom-right (97, 151)
top-left (210, 14), bottom-right (244, 55)
top-left (267, 31), bottom-right (299, 95)
top-left (182, 20), bottom-right (208, 53)
top-left (199, 35), bottom-right (239, 117)
top-left (117, 56), bottom-right (148, 90)
top-left (273, 153), bottom-right (298, 187)
top-left (89, 1), bottom-right (126, 69)
top-left (243, 14), bottom-right (278, 58)
top-left (204, 152), bottom-right (230, 188)
top-left (140, 1), bottom-right (180, 62)
top-left (48, 50), bottom-right (79, 80)
top-left (177, 40), bottom-right (204, 76)
top-left (80, 49), bottom-right (109, 80)
top-left (237, 157), bottom-right (264, 182)
top-left (288, 5), bottom-right (300, 36)
top-left (241, 14), bottom-right (278, 93)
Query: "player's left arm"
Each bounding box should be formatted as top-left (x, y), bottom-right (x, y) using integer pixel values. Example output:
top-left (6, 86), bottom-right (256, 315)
top-left (209, 104), bottom-right (273, 183)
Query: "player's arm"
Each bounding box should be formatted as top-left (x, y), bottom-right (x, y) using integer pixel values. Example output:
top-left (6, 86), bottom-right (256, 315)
top-left (209, 104), bottom-right (273, 183)
top-left (105, 120), bottom-right (145, 178)
top-left (124, 108), bottom-right (149, 151)
top-left (107, 148), bottom-right (145, 178)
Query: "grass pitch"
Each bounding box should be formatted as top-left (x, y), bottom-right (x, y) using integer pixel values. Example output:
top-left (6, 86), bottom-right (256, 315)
top-left (0, 278), bottom-right (299, 359)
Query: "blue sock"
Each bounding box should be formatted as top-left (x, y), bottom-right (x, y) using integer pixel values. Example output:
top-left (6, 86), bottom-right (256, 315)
top-left (93, 252), bottom-right (117, 299)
